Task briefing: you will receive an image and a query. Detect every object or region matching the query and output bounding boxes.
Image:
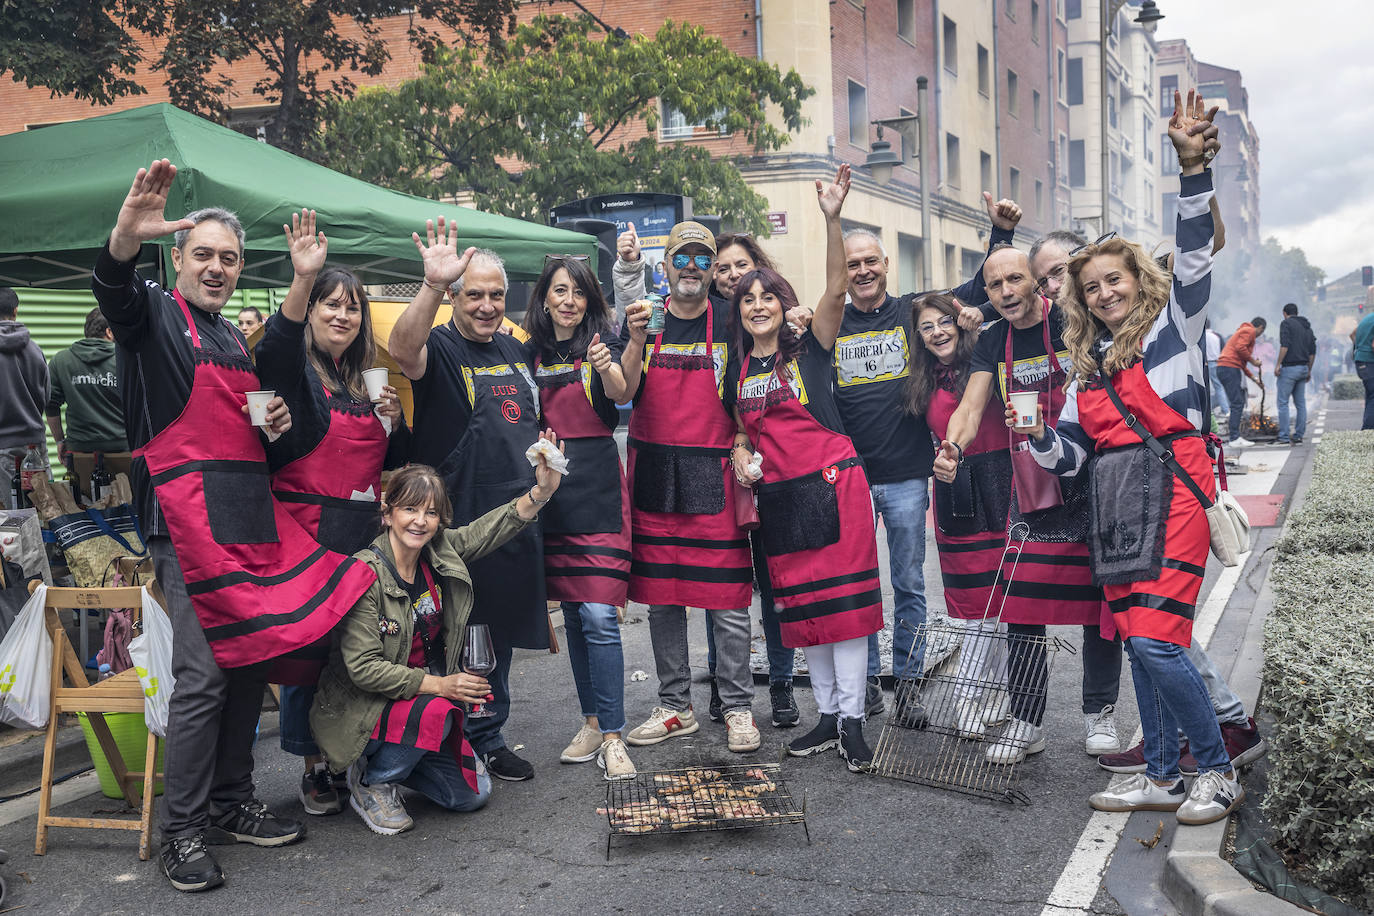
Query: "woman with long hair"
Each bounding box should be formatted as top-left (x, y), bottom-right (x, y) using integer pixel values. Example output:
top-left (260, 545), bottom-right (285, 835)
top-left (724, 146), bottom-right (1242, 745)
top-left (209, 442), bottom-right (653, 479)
top-left (730, 165), bottom-right (883, 772)
top-left (521, 255), bottom-right (637, 779)
top-left (255, 209), bottom-right (407, 817)
top-left (1024, 91), bottom-right (1243, 826)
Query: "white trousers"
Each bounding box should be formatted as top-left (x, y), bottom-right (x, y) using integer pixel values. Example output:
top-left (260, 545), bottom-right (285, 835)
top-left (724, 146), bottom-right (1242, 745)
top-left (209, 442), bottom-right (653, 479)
top-left (803, 636), bottom-right (869, 720)
top-left (953, 617), bottom-right (1009, 700)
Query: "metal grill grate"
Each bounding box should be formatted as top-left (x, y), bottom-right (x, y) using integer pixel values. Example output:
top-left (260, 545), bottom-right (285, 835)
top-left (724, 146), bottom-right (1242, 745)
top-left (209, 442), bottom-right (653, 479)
top-left (600, 763), bottom-right (808, 858)
top-left (871, 523), bottom-right (1075, 804)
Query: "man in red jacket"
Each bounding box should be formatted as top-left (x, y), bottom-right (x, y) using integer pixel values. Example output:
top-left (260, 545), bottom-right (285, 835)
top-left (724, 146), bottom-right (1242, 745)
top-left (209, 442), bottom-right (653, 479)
top-left (1216, 317), bottom-right (1266, 447)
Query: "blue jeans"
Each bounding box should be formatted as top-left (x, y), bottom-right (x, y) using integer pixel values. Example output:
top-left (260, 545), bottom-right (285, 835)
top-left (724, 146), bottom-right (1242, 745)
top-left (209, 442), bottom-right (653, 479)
top-left (1357, 362), bottom-right (1374, 430)
top-left (363, 716), bottom-right (492, 812)
top-left (1207, 361), bottom-right (1230, 416)
top-left (463, 638), bottom-right (513, 757)
top-left (1123, 637), bottom-right (1230, 781)
top-left (278, 684), bottom-right (319, 756)
top-left (562, 602), bottom-right (627, 734)
top-left (1275, 365), bottom-right (1308, 441)
top-left (869, 478), bottom-right (929, 679)
top-left (705, 533), bottom-right (795, 684)
top-left (1216, 366), bottom-right (1248, 442)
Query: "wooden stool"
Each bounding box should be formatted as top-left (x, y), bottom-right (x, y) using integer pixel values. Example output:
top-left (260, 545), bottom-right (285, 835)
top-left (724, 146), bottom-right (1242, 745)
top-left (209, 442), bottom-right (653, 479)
top-left (31, 582), bottom-right (162, 861)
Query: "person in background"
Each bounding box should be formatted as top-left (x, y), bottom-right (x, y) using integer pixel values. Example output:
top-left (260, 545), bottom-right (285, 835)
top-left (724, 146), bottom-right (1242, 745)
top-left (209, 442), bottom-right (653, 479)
top-left (236, 305), bottom-right (265, 335)
top-left (45, 307), bottom-right (130, 499)
top-left (255, 209), bottom-right (408, 817)
top-left (522, 254), bottom-right (636, 780)
top-left (0, 288), bottom-right (48, 503)
top-left (1274, 303), bottom-right (1316, 445)
top-left (1352, 308), bottom-right (1374, 430)
top-left (1216, 317), bottom-right (1266, 449)
top-left (1203, 322), bottom-right (1230, 433)
top-left (310, 457), bottom-right (561, 836)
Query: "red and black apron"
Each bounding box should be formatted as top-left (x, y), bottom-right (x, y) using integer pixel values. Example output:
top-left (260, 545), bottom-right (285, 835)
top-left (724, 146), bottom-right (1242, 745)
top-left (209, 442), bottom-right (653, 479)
top-left (1074, 361), bottom-right (1212, 647)
top-left (269, 384), bottom-right (390, 684)
top-left (736, 357), bottom-right (882, 648)
top-left (626, 303), bottom-right (752, 610)
top-left (369, 562), bottom-right (479, 792)
top-left (134, 292), bottom-right (375, 668)
top-left (994, 306), bottom-right (1104, 626)
top-left (534, 356), bottom-right (630, 607)
top-left (434, 335), bottom-right (548, 649)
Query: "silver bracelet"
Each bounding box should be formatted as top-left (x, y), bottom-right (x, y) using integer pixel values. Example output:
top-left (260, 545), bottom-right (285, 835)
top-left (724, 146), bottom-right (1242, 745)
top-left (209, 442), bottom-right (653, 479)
top-left (528, 487), bottom-right (551, 506)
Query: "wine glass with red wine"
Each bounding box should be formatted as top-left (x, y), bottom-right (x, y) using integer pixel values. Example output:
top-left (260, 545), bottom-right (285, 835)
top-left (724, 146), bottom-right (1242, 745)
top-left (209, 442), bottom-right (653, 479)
top-left (463, 624), bottom-right (496, 718)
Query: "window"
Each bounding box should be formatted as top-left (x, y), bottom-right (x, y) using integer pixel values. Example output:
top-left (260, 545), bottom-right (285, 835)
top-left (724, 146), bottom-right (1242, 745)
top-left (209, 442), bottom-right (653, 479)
top-left (1034, 179), bottom-right (1044, 219)
top-left (1160, 135), bottom-right (1179, 175)
top-left (1160, 74), bottom-right (1178, 111)
top-left (1031, 0), bottom-right (1040, 39)
top-left (1066, 0), bottom-right (1081, 18)
top-left (1110, 152), bottom-right (1120, 195)
top-left (1033, 89), bottom-right (1042, 130)
top-left (980, 151), bottom-right (993, 192)
top-left (1069, 139), bottom-right (1086, 187)
top-left (1056, 0), bottom-right (1066, 21)
top-left (848, 80), bottom-right (868, 147)
top-left (1009, 167), bottom-right (1021, 202)
top-left (1107, 90), bottom-right (1117, 129)
top-left (899, 107), bottom-right (917, 165)
top-left (1067, 57), bottom-right (1083, 106)
top-left (943, 17), bottom-right (958, 74)
top-left (1144, 180), bottom-right (1154, 220)
top-left (945, 133), bottom-right (961, 187)
top-left (1161, 191), bottom-right (1178, 228)
top-left (962, 248), bottom-right (985, 283)
top-left (661, 104), bottom-right (728, 139)
top-left (1005, 0), bottom-right (1016, 18)
top-left (1143, 114), bottom-right (1153, 163)
top-left (898, 0), bottom-right (916, 42)
top-left (978, 45), bottom-right (990, 96)
top-left (944, 244), bottom-right (958, 286)
top-left (1007, 70), bottom-right (1019, 117)
top-left (1058, 133), bottom-right (1069, 186)
top-left (898, 233), bottom-right (925, 294)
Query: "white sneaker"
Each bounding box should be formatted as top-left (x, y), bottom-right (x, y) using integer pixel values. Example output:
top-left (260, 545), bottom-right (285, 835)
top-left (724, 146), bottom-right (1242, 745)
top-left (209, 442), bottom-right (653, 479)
top-left (985, 718), bottom-right (1046, 764)
top-left (560, 724), bottom-right (603, 763)
top-left (981, 690), bottom-right (1011, 726)
top-left (1084, 705), bottom-right (1120, 756)
top-left (1089, 773), bottom-right (1186, 812)
top-left (1176, 769), bottom-right (1245, 825)
top-left (724, 708), bottom-right (761, 753)
top-left (955, 698), bottom-right (986, 740)
top-left (596, 737), bottom-right (637, 781)
top-left (1228, 436), bottom-right (1256, 449)
top-left (625, 706), bottom-right (699, 746)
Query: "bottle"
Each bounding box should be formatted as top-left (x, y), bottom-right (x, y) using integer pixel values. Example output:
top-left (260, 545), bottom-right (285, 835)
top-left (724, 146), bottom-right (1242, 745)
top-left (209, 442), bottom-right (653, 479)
top-left (20, 444), bottom-right (49, 500)
top-left (9, 455), bottom-right (23, 510)
top-left (90, 452), bottom-right (113, 505)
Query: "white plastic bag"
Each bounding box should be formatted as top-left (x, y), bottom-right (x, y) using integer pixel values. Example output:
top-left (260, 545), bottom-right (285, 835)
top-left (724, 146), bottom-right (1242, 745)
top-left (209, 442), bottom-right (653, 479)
top-left (0, 582), bottom-right (53, 728)
top-left (128, 586), bottom-right (175, 737)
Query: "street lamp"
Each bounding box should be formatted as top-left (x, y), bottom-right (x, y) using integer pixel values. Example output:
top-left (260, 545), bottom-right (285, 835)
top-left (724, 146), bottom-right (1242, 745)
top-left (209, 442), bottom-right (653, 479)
top-left (1099, 0), bottom-right (1163, 233)
top-left (861, 76), bottom-right (933, 286)
top-left (862, 129), bottom-right (905, 187)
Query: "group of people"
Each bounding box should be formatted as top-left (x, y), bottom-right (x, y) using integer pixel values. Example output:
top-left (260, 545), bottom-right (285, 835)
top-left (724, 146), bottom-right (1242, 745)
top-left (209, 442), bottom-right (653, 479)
top-left (67, 86), bottom-right (1269, 895)
top-left (1207, 301), bottom-right (1318, 448)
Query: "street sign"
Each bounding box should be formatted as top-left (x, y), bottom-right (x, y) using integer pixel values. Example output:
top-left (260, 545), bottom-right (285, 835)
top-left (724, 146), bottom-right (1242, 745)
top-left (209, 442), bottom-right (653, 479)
top-left (767, 211), bottom-right (788, 235)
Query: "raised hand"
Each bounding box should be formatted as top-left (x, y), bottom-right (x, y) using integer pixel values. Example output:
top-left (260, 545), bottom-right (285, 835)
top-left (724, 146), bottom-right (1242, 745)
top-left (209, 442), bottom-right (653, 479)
top-left (617, 223), bottom-right (641, 263)
top-left (816, 163), bottom-right (851, 221)
top-left (110, 159), bottom-right (196, 261)
top-left (284, 209), bottom-right (328, 278)
top-left (588, 333), bottom-right (613, 373)
top-left (411, 216), bottom-right (475, 291)
top-left (1168, 89), bottom-right (1219, 166)
top-left (984, 191), bottom-right (1023, 231)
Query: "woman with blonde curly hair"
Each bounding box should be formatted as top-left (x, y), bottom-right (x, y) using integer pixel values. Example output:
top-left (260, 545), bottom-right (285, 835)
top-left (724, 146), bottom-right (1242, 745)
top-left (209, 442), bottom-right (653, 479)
top-left (1021, 90), bottom-right (1244, 827)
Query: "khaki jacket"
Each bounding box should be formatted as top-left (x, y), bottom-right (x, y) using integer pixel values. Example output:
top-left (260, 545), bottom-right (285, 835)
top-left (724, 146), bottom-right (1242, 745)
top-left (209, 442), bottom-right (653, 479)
top-left (309, 497), bottom-right (532, 770)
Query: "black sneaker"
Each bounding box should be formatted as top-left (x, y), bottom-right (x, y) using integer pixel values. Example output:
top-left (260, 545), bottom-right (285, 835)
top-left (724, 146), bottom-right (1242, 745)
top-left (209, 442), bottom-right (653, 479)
top-left (1292, 436), bottom-right (1303, 444)
top-left (483, 745), bottom-right (535, 781)
top-left (205, 800), bottom-right (305, 847)
top-left (160, 833), bottom-right (224, 893)
top-left (864, 675), bottom-right (885, 718)
top-left (708, 677), bottom-right (724, 722)
top-left (891, 682), bottom-right (930, 730)
top-left (838, 716), bottom-right (873, 773)
top-left (299, 763), bottom-right (344, 816)
top-left (769, 681), bottom-right (800, 728)
top-left (786, 713), bottom-right (840, 757)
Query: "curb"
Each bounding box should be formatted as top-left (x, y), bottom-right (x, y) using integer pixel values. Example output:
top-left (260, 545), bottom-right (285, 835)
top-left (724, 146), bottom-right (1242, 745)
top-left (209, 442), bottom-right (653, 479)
top-left (1161, 409), bottom-right (1327, 916)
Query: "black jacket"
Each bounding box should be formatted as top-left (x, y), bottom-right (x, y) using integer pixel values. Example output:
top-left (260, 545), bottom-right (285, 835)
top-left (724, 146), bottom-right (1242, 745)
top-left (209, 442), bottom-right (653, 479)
top-left (1279, 315), bottom-right (1316, 366)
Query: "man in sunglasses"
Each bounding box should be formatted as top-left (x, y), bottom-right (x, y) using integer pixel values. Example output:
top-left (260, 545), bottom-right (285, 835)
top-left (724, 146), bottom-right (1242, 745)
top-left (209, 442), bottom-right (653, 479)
top-left (618, 222), bottom-right (761, 753)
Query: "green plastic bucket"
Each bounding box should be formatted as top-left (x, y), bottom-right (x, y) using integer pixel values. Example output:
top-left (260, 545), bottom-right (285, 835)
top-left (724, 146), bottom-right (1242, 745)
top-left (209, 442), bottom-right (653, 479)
top-left (76, 712), bottom-right (165, 799)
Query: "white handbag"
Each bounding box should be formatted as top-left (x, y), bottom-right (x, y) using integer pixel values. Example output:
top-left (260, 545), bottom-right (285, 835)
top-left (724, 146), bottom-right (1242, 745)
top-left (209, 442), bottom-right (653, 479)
top-left (1205, 488), bottom-right (1251, 567)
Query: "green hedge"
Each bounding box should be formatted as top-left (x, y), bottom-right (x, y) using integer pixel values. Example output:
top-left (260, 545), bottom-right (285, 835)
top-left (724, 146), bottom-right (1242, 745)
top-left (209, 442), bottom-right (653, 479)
top-left (1263, 430), bottom-right (1374, 910)
top-left (1331, 374), bottom-right (1364, 400)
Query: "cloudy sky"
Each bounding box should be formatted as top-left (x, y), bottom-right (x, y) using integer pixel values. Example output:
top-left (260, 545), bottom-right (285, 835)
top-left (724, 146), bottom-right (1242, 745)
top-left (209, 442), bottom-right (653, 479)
top-left (1153, 0), bottom-right (1374, 281)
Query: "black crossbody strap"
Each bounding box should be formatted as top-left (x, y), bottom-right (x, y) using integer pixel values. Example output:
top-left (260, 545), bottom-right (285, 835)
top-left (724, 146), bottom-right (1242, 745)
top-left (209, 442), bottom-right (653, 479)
top-left (1100, 374), bottom-right (1215, 510)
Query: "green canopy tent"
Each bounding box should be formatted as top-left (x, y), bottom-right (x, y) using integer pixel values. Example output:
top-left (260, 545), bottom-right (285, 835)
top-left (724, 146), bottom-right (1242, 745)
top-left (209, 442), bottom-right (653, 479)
top-left (0, 103), bottom-right (595, 288)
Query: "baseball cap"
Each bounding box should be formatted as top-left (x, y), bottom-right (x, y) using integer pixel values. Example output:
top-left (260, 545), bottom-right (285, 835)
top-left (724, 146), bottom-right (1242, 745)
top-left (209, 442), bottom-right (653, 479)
top-left (664, 221), bottom-right (717, 257)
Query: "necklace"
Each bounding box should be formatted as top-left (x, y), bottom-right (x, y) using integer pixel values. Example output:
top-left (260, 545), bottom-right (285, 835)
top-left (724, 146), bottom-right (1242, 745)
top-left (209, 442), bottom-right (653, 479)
top-left (754, 350), bottom-right (777, 366)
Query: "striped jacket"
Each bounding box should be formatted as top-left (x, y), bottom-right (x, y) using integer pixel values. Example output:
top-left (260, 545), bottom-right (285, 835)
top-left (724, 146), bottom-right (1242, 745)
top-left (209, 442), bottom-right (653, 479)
top-left (1031, 170), bottom-right (1215, 475)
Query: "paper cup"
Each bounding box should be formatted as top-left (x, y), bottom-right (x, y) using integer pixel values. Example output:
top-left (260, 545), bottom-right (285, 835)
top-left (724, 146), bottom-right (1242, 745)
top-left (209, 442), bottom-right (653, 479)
top-left (363, 367), bottom-right (390, 402)
top-left (246, 390), bottom-right (275, 426)
top-left (1009, 391), bottom-right (1040, 429)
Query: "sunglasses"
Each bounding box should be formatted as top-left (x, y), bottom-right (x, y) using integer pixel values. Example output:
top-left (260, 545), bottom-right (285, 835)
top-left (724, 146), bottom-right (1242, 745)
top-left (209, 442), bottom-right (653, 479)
top-left (1069, 231), bottom-right (1117, 256)
top-left (543, 254), bottom-right (591, 268)
top-left (672, 253), bottom-right (714, 271)
top-left (917, 315), bottom-right (957, 337)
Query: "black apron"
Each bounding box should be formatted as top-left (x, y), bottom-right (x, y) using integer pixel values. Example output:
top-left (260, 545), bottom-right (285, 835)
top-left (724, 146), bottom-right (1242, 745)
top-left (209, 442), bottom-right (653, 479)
top-left (434, 332), bottom-right (548, 650)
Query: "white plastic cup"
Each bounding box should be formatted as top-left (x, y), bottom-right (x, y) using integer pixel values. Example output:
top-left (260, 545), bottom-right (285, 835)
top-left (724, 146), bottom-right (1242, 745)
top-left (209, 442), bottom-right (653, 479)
top-left (363, 367), bottom-right (390, 402)
top-left (1009, 391), bottom-right (1040, 429)
top-left (246, 390), bottom-right (275, 427)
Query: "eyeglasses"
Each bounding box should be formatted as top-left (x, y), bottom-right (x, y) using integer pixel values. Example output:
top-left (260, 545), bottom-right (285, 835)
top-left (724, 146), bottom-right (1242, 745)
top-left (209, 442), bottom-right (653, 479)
top-left (917, 315), bottom-right (957, 337)
top-left (543, 254), bottom-right (591, 268)
top-left (1034, 263), bottom-right (1068, 294)
top-left (1069, 231), bottom-right (1117, 257)
top-left (671, 253), bottom-right (714, 271)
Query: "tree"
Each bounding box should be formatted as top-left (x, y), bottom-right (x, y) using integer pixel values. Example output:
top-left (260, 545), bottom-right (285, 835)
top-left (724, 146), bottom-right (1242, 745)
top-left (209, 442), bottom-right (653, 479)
top-left (1211, 236), bottom-right (1326, 332)
top-left (320, 15), bottom-right (814, 235)
top-left (0, 1), bottom-right (146, 104)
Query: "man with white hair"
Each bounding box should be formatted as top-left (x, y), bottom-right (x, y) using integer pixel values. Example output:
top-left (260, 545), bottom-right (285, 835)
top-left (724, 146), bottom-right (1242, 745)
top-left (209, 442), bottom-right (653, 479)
top-left (390, 219), bottom-right (548, 782)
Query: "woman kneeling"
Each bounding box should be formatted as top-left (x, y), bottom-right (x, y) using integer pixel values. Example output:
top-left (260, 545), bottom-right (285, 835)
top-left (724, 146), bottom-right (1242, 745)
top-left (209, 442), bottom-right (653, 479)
top-left (311, 450), bottom-right (561, 834)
